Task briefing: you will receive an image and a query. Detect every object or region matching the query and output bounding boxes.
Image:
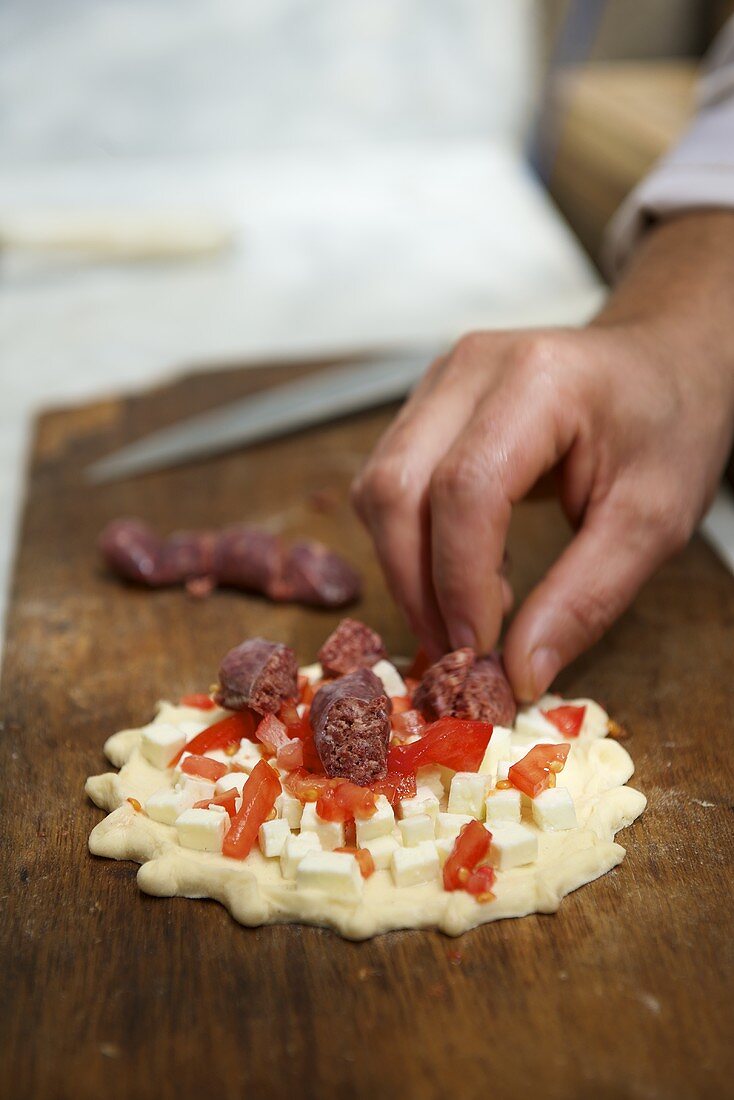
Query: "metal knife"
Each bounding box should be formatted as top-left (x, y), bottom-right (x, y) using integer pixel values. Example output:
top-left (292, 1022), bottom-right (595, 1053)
top-left (86, 348), bottom-right (438, 483)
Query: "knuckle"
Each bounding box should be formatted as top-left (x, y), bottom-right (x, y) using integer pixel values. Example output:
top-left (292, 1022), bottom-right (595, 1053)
top-left (356, 460), bottom-right (412, 514)
top-left (431, 453), bottom-right (484, 500)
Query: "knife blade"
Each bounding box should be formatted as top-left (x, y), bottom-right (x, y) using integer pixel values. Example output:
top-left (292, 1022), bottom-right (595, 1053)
top-left (86, 349), bottom-right (438, 483)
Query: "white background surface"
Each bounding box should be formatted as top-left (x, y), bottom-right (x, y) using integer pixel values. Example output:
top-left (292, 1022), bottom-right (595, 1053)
top-left (1, 0), bottom-right (729, 645)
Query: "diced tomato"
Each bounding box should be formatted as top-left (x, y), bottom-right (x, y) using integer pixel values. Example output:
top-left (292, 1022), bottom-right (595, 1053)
top-left (255, 713), bottom-right (290, 754)
top-left (298, 674), bottom-right (323, 706)
top-left (169, 710), bottom-right (256, 766)
top-left (180, 693), bottom-right (216, 710)
top-left (276, 738), bottom-right (304, 770)
top-left (222, 760), bottom-right (281, 860)
top-left (334, 847), bottom-right (375, 879)
top-left (391, 708), bottom-right (426, 741)
top-left (406, 647), bottom-right (431, 680)
top-left (180, 754), bottom-right (229, 782)
top-left (463, 864), bottom-right (496, 898)
top-left (370, 756), bottom-right (418, 807)
top-left (194, 789), bottom-right (238, 817)
top-left (316, 782), bottom-right (377, 823)
top-left (443, 820), bottom-right (491, 891)
top-left (391, 695), bottom-right (413, 715)
top-left (391, 717), bottom-right (493, 774)
top-left (278, 698), bottom-right (312, 739)
top-left (542, 704), bottom-right (586, 739)
top-left (508, 742), bottom-right (571, 798)
top-left (344, 819), bottom-right (356, 847)
top-left (285, 769), bottom-right (336, 803)
top-left (403, 677), bottom-right (419, 695)
top-left (300, 733), bottom-right (323, 773)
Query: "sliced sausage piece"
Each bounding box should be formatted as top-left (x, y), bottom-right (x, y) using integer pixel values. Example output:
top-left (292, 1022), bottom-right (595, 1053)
top-left (213, 527), bottom-right (284, 593)
top-left (414, 648), bottom-right (516, 727)
top-left (310, 668), bottom-right (391, 785)
top-left (317, 618), bottom-right (387, 677)
top-left (214, 638), bottom-right (298, 715)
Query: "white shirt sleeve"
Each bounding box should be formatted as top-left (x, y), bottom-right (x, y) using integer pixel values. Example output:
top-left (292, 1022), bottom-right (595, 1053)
top-left (604, 18), bottom-right (734, 277)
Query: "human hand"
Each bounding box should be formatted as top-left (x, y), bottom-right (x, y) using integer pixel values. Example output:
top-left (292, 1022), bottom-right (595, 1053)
top-left (351, 214), bottom-right (734, 700)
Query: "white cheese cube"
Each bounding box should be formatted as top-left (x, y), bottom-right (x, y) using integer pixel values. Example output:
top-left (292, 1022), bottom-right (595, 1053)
top-left (488, 823), bottom-right (538, 870)
top-left (177, 719), bottom-right (209, 742)
top-left (391, 841), bottom-right (440, 888)
top-left (140, 723), bottom-right (186, 771)
top-left (436, 812), bottom-right (472, 840)
top-left (175, 807), bottom-right (228, 853)
top-left (399, 786), bottom-right (439, 822)
top-left (280, 831), bottom-right (322, 878)
top-left (448, 772), bottom-right (490, 819)
top-left (175, 774), bottom-right (216, 803)
top-left (215, 771), bottom-right (248, 796)
top-left (230, 740), bottom-right (262, 773)
top-left (371, 659), bottom-right (407, 698)
top-left (497, 761), bottom-right (511, 781)
top-left (435, 837), bottom-right (455, 868)
top-left (398, 813), bottom-right (435, 846)
top-left (275, 791), bottom-right (304, 829)
top-left (298, 662), bottom-right (323, 685)
top-left (360, 834), bottom-right (400, 871)
top-left (259, 818), bottom-right (292, 857)
top-left (145, 785), bottom-right (196, 826)
top-left (300, 802), bottom-right (346, 850)
top-left (355, 796), bottom-right (394, 844)
top-left (531, 787), bottom-right (578, 831)
top-left (485, 787), bottom-right (522, 825)
top-left (296, 851), bottom-right (364, 903)
top-left (415, 765), bottom-right (446, 802)
top-left (478, 726), bottom-right (512, 776)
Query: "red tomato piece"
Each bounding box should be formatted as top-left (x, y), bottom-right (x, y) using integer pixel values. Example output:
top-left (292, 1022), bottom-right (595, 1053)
top-left (255, 713), bottom-right (290, 754)
top-left (180, 693), bottom-right (216, 710)
top-left (222, 760), bottom-right (281, 860)
top-left (284, 769), bottom-right (337, 803)
top-left (169, 711), bottom-right (256, 766)
top-left (370, 758), bottom-right (418, 807)
top-left (391, 717), bottom-right (493, 774)
top-left (334, 847), bottom-right (376, 879)
top-left (316, 782), bottom-right (377, 823)
top-left (443, 820), bottom-right (491, 891)
top-left (300, 733), bottom-right (324, 774)
top-left (542, 704), bottom-right (586, 739)
top-left (463, 864), bottom-right (496, 898)
top-left (391, 695), bottom-right (413, 715)
top-left (391, 708), bottom-right (426, 741)
top-left (276, 738), bottom-right (304, 770)
top-left (278, 698), bottom-right (312, 739)
top-left (298, 674), bottom-right (323, 706)
top-left (508, 742), bottom-right (571, 798)
top-left (194, 789), bottom-right (238, 817)
top-left (180, 754), bottom-right (228, 782)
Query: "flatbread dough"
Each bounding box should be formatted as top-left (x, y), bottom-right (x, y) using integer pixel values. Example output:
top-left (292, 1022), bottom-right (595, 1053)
top-left (86, 681), bottom-right (646, 940)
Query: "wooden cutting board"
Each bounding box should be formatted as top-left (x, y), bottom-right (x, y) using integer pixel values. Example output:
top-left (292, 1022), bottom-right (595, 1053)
top-left (1, 359), bottom-right (732, 1100)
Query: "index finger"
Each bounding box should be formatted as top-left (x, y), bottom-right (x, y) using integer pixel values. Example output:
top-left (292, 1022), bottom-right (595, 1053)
top-left (429, 374), bottom-right (577, 653)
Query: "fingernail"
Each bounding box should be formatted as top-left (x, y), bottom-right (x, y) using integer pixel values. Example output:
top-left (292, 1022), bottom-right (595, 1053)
top-left (526, 646), bottom-right (560, 700)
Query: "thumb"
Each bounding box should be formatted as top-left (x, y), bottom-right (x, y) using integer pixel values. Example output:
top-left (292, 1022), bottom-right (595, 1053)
top-left (503, 496), bottom-right (679, 701)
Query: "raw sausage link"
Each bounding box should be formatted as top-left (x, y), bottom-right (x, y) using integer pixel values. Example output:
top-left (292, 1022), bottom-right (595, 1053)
top-left (99, 519), bottom-right (361, 608)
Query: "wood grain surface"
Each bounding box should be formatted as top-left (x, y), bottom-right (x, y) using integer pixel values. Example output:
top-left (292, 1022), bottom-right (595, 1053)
top-left (1, 359), bottom-right (732, 1100)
